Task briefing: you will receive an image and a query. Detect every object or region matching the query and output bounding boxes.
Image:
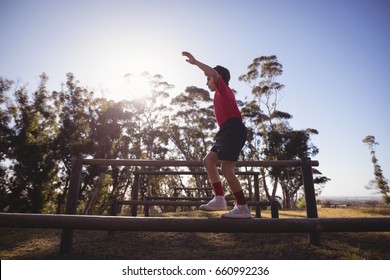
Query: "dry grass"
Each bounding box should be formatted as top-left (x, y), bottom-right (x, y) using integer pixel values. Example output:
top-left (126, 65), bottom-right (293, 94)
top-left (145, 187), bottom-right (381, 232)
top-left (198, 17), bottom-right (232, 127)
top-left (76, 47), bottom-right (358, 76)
top-left (1, 207), bottom-right (389, 260)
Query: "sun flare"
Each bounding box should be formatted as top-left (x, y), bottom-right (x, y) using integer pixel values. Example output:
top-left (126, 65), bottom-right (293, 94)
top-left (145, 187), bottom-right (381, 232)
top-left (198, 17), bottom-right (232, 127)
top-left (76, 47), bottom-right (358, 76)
top-left (124, 72), bottom-right (153, 99)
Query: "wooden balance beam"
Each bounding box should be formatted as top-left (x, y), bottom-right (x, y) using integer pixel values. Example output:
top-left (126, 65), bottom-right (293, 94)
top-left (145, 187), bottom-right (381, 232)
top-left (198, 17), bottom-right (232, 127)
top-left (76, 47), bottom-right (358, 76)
top-left (1, 213), bottom-right (389, 233)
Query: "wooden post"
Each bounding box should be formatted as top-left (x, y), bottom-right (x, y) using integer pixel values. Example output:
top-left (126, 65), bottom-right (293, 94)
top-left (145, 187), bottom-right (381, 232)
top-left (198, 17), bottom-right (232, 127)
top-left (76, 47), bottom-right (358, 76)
top-left (271, 201), bottom-right (279, 218)
top-left (301, 157), bottom-right (321, 245)
top-left (108, 199), bottom-right (118, 235)
top-left (60, 156), bottom-right (83, 255)
top-left (109, 200), bottom-right (118, 216)
top-left (173, 185), bottom-right (178, 213)
top-left (131, 173), bottom-right (140, 216)
top-left (254, 174), bottom-right (261, 218)
top-left (144, 197), bottom-right (150, 217)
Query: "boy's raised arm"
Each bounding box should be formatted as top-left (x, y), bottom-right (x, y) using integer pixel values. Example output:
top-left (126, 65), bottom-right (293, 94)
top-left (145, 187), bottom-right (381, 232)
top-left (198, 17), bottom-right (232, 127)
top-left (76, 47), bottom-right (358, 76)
top-left (182, 51), bottom-right (219, 82)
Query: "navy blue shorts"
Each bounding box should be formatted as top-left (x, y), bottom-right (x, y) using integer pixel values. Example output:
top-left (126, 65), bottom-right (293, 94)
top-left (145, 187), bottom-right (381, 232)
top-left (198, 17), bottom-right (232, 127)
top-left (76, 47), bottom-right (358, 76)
top-left (210, 118), bottom-right (247, 161)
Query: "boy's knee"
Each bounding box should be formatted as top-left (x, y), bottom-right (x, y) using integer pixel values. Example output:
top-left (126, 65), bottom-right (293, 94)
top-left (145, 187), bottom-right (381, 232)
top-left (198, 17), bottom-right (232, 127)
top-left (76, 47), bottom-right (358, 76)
top-left (203, 153), bottom-right (217, 168)
top-left (202, 155), bottom-right (208, 165)
top-left (203, 157), bottom-right (213, 169)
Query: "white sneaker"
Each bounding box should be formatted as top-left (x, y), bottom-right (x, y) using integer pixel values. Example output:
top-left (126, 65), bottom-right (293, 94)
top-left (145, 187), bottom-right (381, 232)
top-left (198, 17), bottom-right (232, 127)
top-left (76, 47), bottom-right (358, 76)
top-left (199, 196), bottom-right (227, 211)
top-left (221, 204), bottom-right (252, 219)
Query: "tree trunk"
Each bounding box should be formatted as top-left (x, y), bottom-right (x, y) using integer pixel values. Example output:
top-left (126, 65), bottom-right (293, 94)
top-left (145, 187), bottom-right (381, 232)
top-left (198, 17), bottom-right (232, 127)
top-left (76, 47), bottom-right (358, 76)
top-left (84, 172), bottom-right (104, 215)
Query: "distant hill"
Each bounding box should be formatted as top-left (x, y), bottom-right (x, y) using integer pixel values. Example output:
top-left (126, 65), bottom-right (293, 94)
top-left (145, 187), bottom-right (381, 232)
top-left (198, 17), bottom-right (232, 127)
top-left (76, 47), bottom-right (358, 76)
top-left (317, 196), bottom-right (383, 206)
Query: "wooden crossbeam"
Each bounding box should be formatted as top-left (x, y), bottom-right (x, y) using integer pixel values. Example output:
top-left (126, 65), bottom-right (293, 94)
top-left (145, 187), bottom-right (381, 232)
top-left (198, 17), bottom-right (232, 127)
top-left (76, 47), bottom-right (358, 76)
top-left (116, 200), bottom-right (272, 207)
top-left (133, 171), bottom-right (261, 175)
top-left (83, 159), bottom-right (319, 167)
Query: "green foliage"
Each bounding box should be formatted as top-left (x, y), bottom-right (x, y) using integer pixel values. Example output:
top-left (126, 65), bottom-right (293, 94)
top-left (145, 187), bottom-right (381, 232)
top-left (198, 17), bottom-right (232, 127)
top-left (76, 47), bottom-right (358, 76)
top-left (239, 56), bottom-right (329, 209)
top-left (168, 86), bottom-right (216, 196)
top-left (363, 135), bottom-right (390, 205)
top-left (1, 74), bottom-right (59, 212)
top-left (0, 72), bottom-right (177, 214)
top-left (297, 197), bottom-right (306, 209)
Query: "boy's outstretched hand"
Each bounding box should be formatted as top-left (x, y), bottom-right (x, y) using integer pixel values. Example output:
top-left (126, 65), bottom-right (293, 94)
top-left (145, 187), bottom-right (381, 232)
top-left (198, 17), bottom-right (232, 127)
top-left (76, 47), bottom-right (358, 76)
top-left (182, 51), bottom-right (197, 65)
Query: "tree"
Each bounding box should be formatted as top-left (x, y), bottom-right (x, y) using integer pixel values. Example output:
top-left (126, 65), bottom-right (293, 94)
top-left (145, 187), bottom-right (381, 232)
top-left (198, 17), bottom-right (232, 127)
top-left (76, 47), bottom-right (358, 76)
top-left (0, 72), bottom-right (178, 214)
top-left (169, 86), bottom-right (216, 197)
top-left (169, 86), bottom-right (215, 160)
top-left (3, 74), bottom-right (59, 212)
top-left (363, 135), bottom-right (390, 204)
top-left (83, 73), bottom-right (175, 214)
top-left (0, 78), bottom-right (15, 211)
top-left (123, 73), bottom-right (175, 202)
top-left (51, 73), bottom-right (97, 213)
top-left (83, 98), bottom-right (128, 214)
top-left (239, 56), bottom-right (329, 208)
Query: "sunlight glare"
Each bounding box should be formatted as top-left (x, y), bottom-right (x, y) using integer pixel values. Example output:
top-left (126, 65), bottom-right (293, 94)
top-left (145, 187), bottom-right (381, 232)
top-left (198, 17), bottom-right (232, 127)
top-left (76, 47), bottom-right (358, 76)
top-left (93, 71), bottom-right (152, 103)
top-left (124, 72), bottom-right (152, 99)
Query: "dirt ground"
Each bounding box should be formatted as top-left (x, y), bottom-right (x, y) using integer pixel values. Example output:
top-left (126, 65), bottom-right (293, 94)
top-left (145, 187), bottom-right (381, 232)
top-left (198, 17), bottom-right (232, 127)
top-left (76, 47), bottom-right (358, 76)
top-left (1, 226), bottom-right (390, 260)
top-left (1, 208), bottom-right (390, 260)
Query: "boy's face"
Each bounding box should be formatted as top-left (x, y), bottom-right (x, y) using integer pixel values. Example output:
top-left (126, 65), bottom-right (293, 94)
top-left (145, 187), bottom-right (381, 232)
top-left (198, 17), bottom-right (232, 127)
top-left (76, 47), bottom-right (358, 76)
top-left (207, 76), bottom-right (217, 92)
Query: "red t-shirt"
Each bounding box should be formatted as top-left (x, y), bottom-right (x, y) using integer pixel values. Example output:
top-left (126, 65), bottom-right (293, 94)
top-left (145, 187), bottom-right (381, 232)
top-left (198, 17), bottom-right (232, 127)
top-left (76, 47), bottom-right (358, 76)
top-left (213, 76), bottom-right (242, 127)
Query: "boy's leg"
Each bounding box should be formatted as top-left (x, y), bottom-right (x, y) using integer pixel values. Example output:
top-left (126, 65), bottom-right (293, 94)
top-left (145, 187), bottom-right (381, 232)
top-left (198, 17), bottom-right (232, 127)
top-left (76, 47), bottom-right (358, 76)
top-left (203, 151), bottom-right (221, 185)
top-left (199, 151), bottom-right (227, 211)
top-left (221, 160), bottom-right (252, 219)
top-left (221, 160), bottom-right (242, 193)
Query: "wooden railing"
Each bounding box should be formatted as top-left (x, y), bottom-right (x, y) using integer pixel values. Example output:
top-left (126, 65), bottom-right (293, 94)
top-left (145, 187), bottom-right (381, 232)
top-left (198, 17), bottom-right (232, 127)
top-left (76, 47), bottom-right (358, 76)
top-left (1, 156), bottom-right (389, 257)
top-left (57, 157), bottom-right (320, 254)
top-left (0, 157), bottom-right (323, 255)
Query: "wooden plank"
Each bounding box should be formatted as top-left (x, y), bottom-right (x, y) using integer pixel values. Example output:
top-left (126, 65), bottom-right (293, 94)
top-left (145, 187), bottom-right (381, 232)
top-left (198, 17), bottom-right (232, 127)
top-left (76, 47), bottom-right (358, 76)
top-left (116, 200), bottom-right (272, 207)
top-left (133, 171), bottom-right (261, 175)
top-left (1, 213), bottom-right (389, 233)
top-left (82, 159), bottom-right (319, 167)
top-left (173, 187), bottom-right (213, 190)
top-left (145, 197), bottom-right (213, 201)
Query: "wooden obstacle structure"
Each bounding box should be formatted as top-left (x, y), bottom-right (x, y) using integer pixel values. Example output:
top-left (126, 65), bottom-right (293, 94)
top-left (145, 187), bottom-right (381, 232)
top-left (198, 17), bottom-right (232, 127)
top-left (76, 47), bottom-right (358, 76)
top-left (127, 169), bottom-right (272, 218)
top-left (2, 157), bottom-right (324, 255)
top-left (111, 199), bottom-right (280, 218)
top-left (110, 169), bottom-right (280, 218)
top-left (3, 157), bottom-right (389, 257)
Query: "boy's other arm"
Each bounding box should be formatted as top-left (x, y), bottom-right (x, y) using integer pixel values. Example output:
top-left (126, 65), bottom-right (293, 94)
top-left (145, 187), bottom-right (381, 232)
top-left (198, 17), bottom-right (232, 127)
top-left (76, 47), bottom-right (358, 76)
top-left (182, 51), bottom-right (219, 82)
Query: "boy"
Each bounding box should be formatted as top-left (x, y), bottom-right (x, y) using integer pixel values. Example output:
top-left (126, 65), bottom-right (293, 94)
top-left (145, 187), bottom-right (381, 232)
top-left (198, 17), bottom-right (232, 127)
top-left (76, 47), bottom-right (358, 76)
top-left (182, 51), bottom-right (251, 218)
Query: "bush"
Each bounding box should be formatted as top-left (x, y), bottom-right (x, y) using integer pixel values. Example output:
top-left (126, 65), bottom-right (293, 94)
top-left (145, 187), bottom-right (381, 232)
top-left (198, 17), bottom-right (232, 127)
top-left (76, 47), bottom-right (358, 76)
top-left (297, 197), bottom-right (306, 209)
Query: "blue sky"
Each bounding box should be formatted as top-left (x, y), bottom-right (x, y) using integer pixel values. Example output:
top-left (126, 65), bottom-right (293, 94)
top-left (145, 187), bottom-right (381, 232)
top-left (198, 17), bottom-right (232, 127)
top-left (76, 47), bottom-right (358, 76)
top-left (1, 0), bottom-right (389, 197)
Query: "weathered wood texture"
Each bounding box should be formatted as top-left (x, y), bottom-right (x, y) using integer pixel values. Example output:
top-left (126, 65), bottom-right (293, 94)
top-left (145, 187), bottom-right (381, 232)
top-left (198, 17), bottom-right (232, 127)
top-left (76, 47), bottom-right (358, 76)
top-left (1, 213), bottom-right (389, 233)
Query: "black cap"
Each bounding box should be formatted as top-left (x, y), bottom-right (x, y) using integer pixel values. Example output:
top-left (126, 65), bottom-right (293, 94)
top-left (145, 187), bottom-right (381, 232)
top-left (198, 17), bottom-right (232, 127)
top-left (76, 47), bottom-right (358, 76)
top-left (213, 65), bottom-right (230, 85)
